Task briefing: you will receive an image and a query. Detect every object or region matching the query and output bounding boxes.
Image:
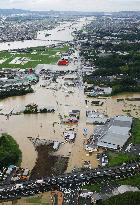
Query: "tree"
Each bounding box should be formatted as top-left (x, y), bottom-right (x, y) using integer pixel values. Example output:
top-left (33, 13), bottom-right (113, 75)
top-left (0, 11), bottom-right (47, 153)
top-left (0, 134), bottom-right (22, 169)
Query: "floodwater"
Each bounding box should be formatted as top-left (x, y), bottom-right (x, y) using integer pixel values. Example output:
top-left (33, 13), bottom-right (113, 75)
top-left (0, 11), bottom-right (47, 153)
top-left (0, 17), bottom-right (94, 51)
top-left (0, 61), bottom-right (85, 170)
top-left (1, 59), bottom-right (140, 171)
top-left (0, 55), bottom-right (100, 171)
top-left (0, 15), bottom-right (140, 172)
top-left (0, 16), bottom-right (94, 171)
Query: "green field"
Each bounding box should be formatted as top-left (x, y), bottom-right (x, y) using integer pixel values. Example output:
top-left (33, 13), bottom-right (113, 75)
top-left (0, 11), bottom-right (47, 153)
top-left (98, 192), bottom-right (140, 205)
top-left (0, 45), bottom-right (69, 69)
top-left (12, 195), bottom-right (51, 205)
top-left (107, 151), bottom-right (139, 167)
top-left (132, 118), bottom-right (140, 144)
top-left (116, 173), bottom-right (140, 187)
top-left (82, 174), bottom-right (140, 198)
top-left (82, 183), bottom-right (101, 192)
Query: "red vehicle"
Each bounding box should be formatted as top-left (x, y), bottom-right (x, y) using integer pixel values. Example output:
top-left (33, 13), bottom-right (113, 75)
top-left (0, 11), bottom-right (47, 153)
top-left (58, 59), bottom-right (69, 66)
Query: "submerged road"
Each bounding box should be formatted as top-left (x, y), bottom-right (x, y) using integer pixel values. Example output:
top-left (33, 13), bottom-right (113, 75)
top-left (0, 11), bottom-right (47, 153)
top-left (0, 161), bottom-right (139, 201)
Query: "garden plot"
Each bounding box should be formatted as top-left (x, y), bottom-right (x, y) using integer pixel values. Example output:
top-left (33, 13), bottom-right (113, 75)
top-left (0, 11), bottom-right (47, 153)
top-left (10, 57), bottom-right (30, 65)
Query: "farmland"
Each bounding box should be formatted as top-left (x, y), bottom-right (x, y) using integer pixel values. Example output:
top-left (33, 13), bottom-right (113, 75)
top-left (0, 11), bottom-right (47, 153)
top-left (0, 45), bottom-right (69, 69)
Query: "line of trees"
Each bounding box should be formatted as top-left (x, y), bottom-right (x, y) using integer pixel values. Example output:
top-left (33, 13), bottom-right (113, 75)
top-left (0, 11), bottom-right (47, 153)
top-left (0, 87), bottom-right (34, 99)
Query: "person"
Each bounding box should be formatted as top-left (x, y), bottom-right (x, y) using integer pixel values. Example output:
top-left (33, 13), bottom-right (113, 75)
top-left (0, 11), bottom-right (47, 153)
top-left (83, 128), bottom-right (88, 136)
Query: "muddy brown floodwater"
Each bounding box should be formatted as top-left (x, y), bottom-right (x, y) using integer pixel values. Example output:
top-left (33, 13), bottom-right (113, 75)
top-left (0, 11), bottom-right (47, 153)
top-left (0, 61), bottom-right (86, 170)
top-left (0, 61), bottom-right (140, 173)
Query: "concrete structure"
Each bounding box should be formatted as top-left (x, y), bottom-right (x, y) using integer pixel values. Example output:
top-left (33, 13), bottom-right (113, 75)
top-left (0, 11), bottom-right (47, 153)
top-left (86, 115), bottom-right (132, 151)
top-left (113, 185), bottom-right (139, 195)
top-left (97, 116), bottom-right (132, 150)
top-left (35, 64), bottom-right (77, 74)
top-left (86, 110), bottom-right (108, 125)
top-left (85, 86), bottom-right (112, 97)
top-left (64, 129), bottom-right (76, 142)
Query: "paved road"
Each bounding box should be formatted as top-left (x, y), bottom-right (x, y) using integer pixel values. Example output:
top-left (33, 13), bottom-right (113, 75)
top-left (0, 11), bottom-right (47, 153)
top-left (0, 161), bottom-right (139, 201)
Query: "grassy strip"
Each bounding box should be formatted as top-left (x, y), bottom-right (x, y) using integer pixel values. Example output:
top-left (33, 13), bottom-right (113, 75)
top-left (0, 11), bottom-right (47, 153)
top-left (82, 183), bottom-right (101, 192)
top-left (116, 173), bottom-right (140, 187)
top-left (132, 118), bottom-right (140, 144)
top-left (82, 173), bottom-right (140, 195)
top-left (107, 151), bottom-right (139, 167)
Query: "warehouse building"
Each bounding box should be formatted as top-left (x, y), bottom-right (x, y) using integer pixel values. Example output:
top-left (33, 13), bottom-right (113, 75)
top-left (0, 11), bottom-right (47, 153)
top-left (86, 116), bottom-right (133, 151)
top-left (97, 116), bottom-right (132, 150)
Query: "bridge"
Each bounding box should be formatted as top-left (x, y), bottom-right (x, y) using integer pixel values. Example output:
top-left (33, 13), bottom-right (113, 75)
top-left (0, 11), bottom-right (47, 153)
top-left (0, 161), bottom-right (139, 201)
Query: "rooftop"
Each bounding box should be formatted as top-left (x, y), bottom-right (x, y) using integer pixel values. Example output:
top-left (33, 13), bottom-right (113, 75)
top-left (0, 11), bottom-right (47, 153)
top-left (86, 115), bottom-right (133, 151)
top-left (97, 115), bottom-right (132, 150)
